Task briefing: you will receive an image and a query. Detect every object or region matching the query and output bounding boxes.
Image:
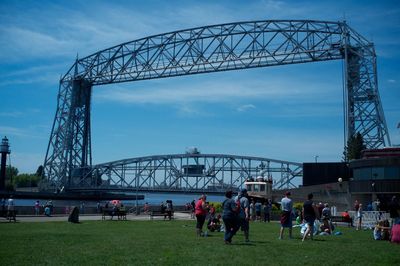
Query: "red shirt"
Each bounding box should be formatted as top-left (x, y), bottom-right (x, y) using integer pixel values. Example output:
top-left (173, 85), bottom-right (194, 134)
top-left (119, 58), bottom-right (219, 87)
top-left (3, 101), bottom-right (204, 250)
top-left (195, 200), bottom-right (207, 216)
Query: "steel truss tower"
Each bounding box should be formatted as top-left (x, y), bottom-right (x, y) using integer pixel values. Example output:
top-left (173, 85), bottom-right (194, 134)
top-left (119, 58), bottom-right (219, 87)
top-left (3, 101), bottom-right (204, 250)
top-left (43, 20), bottom-right (390, 191)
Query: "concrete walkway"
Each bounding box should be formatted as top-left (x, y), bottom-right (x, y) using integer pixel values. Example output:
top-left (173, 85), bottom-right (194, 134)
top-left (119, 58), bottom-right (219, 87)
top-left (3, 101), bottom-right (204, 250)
top-left (1, 212), bottom-right (193, 223)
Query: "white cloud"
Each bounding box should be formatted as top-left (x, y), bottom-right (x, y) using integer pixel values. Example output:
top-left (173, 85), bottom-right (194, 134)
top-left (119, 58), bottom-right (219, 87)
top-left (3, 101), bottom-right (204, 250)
top-left (0, 72), bottom-right (60, 87)
top-left (237, 104), bottom-right (256, 112)
top-left (0, 126), bottom-right (46, 139)
top-left (0, 126), bottom-right (31, 138)
top-left (0, 111), bottom-right (23, 118)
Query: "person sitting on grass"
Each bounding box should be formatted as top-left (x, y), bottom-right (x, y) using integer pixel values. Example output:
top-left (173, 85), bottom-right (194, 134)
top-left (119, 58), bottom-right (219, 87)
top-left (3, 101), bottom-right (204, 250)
top-left (207, 214), bottom-right (222, 232)
top-left (322, 203), bottom-right (331, 220)
top-left (373, 220), bottom-right (391, 240)
top-left (319, 218), bottom-right (334, 235)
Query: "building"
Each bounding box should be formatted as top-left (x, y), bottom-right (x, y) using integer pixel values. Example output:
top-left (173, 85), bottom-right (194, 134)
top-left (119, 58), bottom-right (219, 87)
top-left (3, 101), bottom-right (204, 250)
top-left (349, 147), bottom-right (400, 209)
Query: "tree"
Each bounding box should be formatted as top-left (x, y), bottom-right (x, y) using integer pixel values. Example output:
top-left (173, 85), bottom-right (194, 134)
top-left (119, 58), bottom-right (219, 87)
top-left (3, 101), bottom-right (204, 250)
top-left (5, 166), bottom-right (18, 178)
top-left (35, 165), bottom-right (44, 178)
top-left (343, 132), bottom-right (366, 161)
top-left (13, 174), bottom-right (41, 188)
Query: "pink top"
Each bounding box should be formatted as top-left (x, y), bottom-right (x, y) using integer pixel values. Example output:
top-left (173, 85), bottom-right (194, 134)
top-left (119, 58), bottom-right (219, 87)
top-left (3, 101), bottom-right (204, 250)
top-left (195, 199), bottom-right (207, 216)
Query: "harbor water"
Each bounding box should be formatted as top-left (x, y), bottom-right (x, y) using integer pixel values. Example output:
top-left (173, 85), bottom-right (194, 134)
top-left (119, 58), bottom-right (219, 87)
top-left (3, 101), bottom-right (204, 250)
top-left (8, 192), bottom-right (225, 208)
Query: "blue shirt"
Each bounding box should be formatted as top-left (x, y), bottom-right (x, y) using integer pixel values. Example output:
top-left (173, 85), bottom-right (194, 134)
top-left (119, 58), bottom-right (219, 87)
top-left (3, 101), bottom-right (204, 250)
top-left (222, 198), bottom-right (237, 219)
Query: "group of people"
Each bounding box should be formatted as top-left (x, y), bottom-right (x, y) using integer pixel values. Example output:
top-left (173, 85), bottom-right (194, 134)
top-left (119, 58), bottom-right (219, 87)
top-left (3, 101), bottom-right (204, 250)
top-left (279, 191), bottom-right (337, 241)
top-left (220, 189), bottom-right (251, 244)
top-left (248, 199), bottom-right (272, 222)
top-left (1, 196), bottom-right (15, 218)
top-left (160, 200), bottom-right (173, 220)
top-left (196, 190), bottom-right (337, 244)
top-left (372, 196), bottom-right (400, 242)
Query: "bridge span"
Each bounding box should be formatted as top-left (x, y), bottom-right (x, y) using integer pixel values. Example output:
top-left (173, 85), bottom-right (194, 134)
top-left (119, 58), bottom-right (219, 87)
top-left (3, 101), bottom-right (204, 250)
top-left (67, 153), bottom-right (302, 192)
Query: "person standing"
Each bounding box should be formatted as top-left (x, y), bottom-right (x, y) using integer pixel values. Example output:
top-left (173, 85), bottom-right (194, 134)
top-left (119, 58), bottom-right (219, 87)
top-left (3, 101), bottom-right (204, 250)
top-left (34, 200), bottom-right (40, 215)
top-left (279, 191), bottom-right (293, 239)
top-left (195, 195), bottom-right (208, 237)
top-left (356, 203), bottom-right (363, 230)
top-left (234, 189), bottom-right (250, 242)
top-left (263, 199), bottom-right (272, 223)
top-left (165, 200), bottom-right (173, 220)
top-left (255, 201), bottom-right (262, 221)
top-left (80, 202), bottom-right (85, 215)
top-left (250, 200), bottom-right (256, 221)
top-left (302, 193), bottom-right (318, 241)
top-left (7, 195), bottom-right (15, 218)
top-left (1, 198), bottom-right (5, 214)
top-left (190, 199), bottom-right (196, 219)
top-left (96, 201), bottom-right (101, 213)
top-left (388, 196), bottom-right (400, 226)
top-left (222, 190), bottom-right (239, 244)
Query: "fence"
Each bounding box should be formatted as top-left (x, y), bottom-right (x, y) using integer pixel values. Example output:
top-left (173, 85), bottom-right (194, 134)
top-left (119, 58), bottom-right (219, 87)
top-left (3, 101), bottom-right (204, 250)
top-left (348, 211), bottom-right (390, 228)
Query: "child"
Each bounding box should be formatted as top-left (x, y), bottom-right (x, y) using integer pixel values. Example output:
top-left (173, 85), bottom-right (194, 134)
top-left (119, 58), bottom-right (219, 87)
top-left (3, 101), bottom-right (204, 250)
top-left (373, 220), bottom-right (390, 240)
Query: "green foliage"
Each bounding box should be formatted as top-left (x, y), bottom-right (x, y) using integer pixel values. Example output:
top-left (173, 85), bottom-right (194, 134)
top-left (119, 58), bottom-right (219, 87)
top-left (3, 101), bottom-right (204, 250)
top-left (209, 202), bottom-right (222, 213)
top-left (4, 180), bottom-right (15, 191)
top-left (343, 132), bottom-right (366, 161)
top-left (35, 165), bottom-right (44, 177)
top-left (0, 221), bottom-right (399, 265)
top-left (293, 202), bottom-right (303, 212)
top-left (4, 165), bottom-right (43, 188)
top-left (5, 166), bottom-right (18, 178)
top-left (13, 173), bottom-right (41, 188)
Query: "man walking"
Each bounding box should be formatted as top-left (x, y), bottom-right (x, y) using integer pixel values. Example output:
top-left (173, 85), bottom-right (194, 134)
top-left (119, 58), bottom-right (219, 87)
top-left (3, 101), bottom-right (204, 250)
top-left (279, 191), bottom-right (293, 239)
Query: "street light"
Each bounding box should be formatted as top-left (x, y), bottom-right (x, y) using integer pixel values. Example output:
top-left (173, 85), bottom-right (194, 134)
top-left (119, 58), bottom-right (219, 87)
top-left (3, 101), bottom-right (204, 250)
top-left (314, 155), bottom-right (319, 163)
top-left (338, 177), bottom-right (343, 189)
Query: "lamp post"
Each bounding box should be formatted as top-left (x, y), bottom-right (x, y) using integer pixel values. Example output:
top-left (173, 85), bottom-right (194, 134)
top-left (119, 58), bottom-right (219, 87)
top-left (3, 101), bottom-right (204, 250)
top-left (372, 174), bottom-right (377, 201)
top-left (314, 155), bottom-right (319, 163)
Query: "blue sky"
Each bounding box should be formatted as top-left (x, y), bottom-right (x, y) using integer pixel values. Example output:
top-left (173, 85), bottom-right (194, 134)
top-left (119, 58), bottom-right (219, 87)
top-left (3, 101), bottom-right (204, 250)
top-left (0, 0), bottom-right (399, 174)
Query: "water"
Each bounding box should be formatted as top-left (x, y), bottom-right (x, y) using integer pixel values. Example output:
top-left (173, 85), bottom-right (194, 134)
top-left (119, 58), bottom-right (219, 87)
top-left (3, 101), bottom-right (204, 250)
top-left (9, 192), bottom-right (225, 207)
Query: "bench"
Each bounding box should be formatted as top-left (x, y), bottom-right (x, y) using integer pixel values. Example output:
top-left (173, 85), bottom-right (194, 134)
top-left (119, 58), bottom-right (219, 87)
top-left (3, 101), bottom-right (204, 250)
top-left (331, 216), bottom-right (353, 227)
top-left (0, 209), bottom-right (17, 222)
top-left (149, 210), bottom-right (174, 220)
top-left (102, 208), bottom-right (127, 220)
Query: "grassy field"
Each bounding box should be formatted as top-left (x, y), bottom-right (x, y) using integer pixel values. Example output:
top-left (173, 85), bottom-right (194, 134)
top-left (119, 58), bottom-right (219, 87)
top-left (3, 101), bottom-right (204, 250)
top-left (0, 220), bottom-right (399, 265)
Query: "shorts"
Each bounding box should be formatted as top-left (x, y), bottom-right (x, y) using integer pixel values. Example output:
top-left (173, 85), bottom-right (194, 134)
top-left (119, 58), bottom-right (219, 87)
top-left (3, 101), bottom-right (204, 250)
top-left (304, 216), bottom-right (315, 226)
top-left (280, 211), bottom-right (292, 228)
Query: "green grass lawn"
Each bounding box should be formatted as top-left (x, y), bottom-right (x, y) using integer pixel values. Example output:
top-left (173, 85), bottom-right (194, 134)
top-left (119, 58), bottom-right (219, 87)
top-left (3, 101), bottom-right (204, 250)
top-left (0, 220), bottom-right (399, 265)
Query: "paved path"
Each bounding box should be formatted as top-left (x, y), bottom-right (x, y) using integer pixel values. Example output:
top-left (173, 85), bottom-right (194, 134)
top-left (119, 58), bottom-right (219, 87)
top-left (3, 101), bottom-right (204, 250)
top-left (1, 212), bottom-right (193, 223)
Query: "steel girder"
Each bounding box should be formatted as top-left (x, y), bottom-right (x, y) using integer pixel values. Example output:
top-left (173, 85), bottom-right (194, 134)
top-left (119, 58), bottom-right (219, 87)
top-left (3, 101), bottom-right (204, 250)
top-left (342, 25), bottom-right (390, 148)
top-left (68, 154), bottom-right (303, 192)
top-left (43, 19), bottom-right (390, 190)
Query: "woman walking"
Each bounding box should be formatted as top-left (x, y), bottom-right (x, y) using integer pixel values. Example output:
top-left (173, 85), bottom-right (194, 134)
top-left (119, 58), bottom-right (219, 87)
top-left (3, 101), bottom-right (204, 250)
top-left (195, 194), bottom-right (208, 236)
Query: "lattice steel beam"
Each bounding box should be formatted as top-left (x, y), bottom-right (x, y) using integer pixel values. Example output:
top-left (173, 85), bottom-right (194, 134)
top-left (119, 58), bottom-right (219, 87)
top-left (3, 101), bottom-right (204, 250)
top-left (69, 154), bottom-right (303, 191)
top-left (43, 20), bottom-right (391, 191)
